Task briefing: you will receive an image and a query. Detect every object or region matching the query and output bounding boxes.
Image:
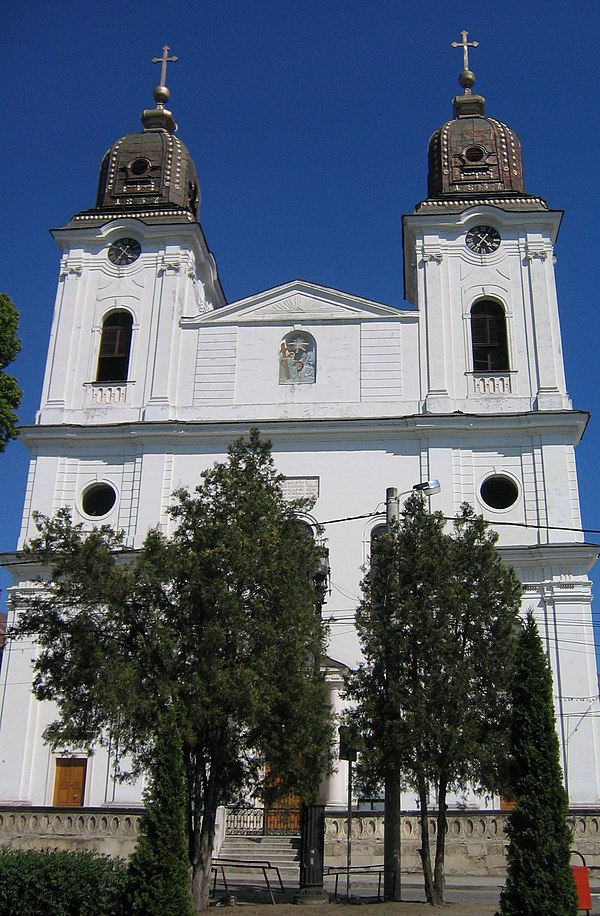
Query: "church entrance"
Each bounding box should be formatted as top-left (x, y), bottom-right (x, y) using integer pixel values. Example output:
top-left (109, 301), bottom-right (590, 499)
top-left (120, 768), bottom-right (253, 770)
top-left (52, 758), bottom-right (87, 807)
top-left (265, 788), bottom-right (301, 834)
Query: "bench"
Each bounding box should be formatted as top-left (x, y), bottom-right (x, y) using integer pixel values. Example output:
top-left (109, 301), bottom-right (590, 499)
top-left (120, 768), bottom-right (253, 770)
top-left (212, 857), bottom-right (285, 905)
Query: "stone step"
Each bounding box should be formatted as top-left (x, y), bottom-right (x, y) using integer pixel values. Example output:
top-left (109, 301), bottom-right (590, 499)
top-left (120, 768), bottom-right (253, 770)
top-left (218, 835), bottom-right (301, 883)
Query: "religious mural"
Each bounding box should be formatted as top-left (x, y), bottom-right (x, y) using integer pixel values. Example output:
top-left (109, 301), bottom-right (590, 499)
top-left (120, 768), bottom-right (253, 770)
top-left (279, 331), bottom-right (316, 384)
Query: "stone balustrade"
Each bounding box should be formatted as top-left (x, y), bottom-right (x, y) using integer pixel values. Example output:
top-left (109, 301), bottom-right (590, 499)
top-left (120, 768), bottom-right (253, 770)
top-left (1, 806), bottom-right (599, 876)
top-left (325, 811), bottom-right (600, 876)
top-left (0, 807), bottom-right (144, 859)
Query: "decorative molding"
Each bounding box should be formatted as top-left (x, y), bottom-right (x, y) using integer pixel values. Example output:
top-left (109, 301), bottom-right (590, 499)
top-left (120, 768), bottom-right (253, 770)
top-left (159, 256), bottom-right (182, 275)
top-left (471, 374), bottom-right (512, 396)
top-left (421, 252), bottom-right (444, 265)
top-left (59, 262), bottom-right (83, 278)
top-left (87, 384), bottom-right (128, 406)
top-left (270, 296), bottom-right (300, 312)
top-left (524, 248), bottom-right (548, 262)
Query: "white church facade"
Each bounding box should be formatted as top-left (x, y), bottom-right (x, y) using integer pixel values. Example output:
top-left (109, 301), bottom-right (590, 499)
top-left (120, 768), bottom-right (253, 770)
top-left (1, 49), bottom-right (600, 813)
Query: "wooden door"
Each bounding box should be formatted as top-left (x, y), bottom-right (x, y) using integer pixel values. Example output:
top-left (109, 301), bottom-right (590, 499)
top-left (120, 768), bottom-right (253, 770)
top-left (265, 787), bottom-right (301, 834)
top-left (53, 758), bottom-right (87, 807)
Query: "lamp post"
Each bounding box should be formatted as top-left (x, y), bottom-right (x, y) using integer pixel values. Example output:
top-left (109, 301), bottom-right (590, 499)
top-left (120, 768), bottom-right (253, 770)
top-left (382, 478), bottom-right (441, 901)
top-left (386, 480), bottom-right (441, 525)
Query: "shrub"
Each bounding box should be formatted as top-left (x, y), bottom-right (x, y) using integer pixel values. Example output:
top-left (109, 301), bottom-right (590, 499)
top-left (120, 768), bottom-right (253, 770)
top-left (0, 848), bottom-right (128, 916)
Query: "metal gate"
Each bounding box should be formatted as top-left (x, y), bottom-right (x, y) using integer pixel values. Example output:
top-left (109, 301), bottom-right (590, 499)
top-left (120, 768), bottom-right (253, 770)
top-left (226, 806), bottom-right (301, 836)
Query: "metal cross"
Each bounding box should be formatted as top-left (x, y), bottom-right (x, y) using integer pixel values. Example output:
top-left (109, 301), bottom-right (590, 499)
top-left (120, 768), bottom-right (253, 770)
top-left (451, 31), bottom-right (479, 71)
top-left (152, 45), bottom-right (178, 86)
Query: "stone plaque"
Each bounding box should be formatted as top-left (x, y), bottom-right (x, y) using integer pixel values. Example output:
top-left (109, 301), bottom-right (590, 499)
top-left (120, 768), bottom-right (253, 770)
top-left (281, 477), bottom-right (319, 505)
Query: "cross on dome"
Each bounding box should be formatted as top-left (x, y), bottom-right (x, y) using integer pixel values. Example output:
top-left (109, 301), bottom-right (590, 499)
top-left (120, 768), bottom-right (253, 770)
top-left (451, 31), bottom-right (479, 72)
top-left (152, 44), bottom-right (178, 89)
top-left (141, 45), bottom-right (179, 132)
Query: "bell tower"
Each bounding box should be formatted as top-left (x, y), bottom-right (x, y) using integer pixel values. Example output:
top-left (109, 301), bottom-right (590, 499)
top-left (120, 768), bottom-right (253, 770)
top-left (403, 33), bottom-right (569, 415)
top-left (401, 35), bottom-right (600, 804)
top-left (38, 47), bottom-right (225, 429)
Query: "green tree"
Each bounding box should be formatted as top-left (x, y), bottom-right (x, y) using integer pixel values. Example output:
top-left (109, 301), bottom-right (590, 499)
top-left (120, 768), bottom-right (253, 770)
top-left (500, 612), bottom-right (577, 915)
top-left (12, 431), bottom-right (332, 913)
top-left (127, 710), bottom-right (194, 916)
top-left (346, 495), bottom-right (521, 905)
top-left (0, 292), bottom-right (22, 452)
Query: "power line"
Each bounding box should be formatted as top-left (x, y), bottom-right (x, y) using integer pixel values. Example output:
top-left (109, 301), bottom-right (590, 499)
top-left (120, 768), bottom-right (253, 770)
top-left (319, 509), bottom-right (600, 539)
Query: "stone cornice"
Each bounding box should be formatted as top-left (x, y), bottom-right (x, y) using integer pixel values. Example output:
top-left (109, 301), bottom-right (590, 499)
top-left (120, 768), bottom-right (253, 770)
top-left (19, 410), bottom-right (590, 449)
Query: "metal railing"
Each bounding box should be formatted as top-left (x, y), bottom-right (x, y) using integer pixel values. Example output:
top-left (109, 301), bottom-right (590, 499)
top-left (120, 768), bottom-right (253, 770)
top-left (226, 806), bottom-right (301, 836)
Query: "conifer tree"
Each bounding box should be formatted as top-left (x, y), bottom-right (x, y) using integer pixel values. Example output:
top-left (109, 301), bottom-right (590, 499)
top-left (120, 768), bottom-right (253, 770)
top-left (347, 495), bottom-right (521, 905)
top-left (128, 709), bottom-right (193, 916)
top-left (13, 431), bottom-right (332, 913)
top-left (500, 612), bottom-right (577, 915)
top-left (0, 292), bottom-right (22, 452)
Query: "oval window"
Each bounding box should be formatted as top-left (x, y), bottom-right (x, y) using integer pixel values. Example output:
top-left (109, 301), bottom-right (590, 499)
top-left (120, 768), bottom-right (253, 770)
top-left (479, 475), bottom-right (519, 511)
top-left (81, 483), bottom-right (117, 517)
top-left (464, 145), bottom-right (486, 163)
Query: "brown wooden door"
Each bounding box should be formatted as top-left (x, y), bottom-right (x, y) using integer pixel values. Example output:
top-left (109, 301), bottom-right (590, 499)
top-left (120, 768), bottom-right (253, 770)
top-left (265, 787), bottom-right (301, 834)
top-left (53, 758), bottom-right (87, 807)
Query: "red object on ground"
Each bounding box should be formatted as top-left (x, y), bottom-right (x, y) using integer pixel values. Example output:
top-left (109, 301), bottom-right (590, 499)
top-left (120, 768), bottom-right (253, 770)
top-left (571, 864), bottom-right (592, 911)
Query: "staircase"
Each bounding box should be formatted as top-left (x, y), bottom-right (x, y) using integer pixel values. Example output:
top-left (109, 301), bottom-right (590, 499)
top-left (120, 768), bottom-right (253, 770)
top-left (216, 833), bottom-right (301, 889)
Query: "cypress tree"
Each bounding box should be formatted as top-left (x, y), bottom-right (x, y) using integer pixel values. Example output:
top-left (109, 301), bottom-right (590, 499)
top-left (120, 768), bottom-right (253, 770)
top-left (500, 612), bottom-right (577, 915)
top-left (128, 709), bottom-right (194, 916)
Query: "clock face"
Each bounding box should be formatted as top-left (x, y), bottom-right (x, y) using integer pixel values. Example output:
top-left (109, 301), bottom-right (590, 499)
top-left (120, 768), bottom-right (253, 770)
top-left (466, 225), bottom-right (501, 254)
top-left (108, 238), bottom-right (141, 266)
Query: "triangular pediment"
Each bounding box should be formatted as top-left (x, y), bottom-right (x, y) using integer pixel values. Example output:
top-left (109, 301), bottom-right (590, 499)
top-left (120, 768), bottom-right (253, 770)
top-left (182, 280), bottom-right (416, 325)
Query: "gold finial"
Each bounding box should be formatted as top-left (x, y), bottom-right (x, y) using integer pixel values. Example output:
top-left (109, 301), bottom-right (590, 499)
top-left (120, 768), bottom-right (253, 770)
top-left (451, 30), bottom-right (479, 95)
top-left (141, 45), bottom-right (178, 132)
top-left (151, 45), bottom-right (178, 106)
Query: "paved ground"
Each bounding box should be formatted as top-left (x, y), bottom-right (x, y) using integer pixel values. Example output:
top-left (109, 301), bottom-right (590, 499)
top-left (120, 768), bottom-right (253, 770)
top-left (215, 904), bottom-right (498, 914)
top-left (211, 875), bottom-right (600, 912)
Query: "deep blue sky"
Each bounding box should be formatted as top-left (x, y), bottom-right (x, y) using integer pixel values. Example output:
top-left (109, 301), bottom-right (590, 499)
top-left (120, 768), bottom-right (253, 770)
top-left (3, 2), bottom-right (600, 658)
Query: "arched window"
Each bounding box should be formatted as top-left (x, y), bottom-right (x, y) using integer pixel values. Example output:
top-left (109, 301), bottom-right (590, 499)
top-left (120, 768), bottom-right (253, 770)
top-left (369, 524), bottom-right (387, 565)
top-left (471, 300), bottom-right (509, 372)
top-left (96, 311), bottom-right (133, 382)
top-left (279, 331), bottom-right (316, 385)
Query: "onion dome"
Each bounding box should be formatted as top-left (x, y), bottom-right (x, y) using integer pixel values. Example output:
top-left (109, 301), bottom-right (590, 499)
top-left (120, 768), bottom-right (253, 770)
top-left (422, 33), bottom-right (546, 211)
top-left (70, 47), bottom-right (200, 226)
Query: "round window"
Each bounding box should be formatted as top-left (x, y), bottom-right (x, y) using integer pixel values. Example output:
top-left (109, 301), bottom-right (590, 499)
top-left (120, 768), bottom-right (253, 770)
top-left (129, 157), bottom-right (151, 176)
top-left (81, 483), bottom-right (117, 517)
top-left (479, 475), bottom-right (519, 511)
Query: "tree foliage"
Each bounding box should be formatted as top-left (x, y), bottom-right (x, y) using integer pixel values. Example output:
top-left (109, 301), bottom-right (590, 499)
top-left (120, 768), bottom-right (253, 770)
top-left (500, 612), bottom-right (577, 915)
top-left (127, 710), bottom-right (194, 916)
top-left (0, 292), bottom-right (22, 452)
top-left (346, 495), bottom-right (521, 905)
top-left (12, 431), bottom-right (332, 912)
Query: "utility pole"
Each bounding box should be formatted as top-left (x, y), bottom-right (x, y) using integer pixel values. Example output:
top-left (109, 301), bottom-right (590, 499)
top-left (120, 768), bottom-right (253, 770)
top-left (381, 481), bottom-right (440, 900)
top-left (339, 726), bottom-right (357, 902)
top-left (383, 485), bottom-right (401, 900)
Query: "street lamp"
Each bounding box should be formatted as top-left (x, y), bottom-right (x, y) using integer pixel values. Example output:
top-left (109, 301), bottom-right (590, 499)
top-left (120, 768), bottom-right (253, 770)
top-left (386, 479), bottom-right (441, 525)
